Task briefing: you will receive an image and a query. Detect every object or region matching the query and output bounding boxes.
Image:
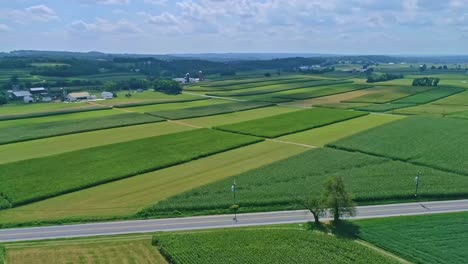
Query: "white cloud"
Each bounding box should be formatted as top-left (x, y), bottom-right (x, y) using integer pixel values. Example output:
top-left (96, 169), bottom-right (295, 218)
top-left (0, 5), bottom-right (59, 23)
top-left (0, 24), bottom-right (11, 32)
top-left (144, 0), bottom-right (167, 5)
top-left (69, 18), bottom-right (141, 34)
top-left (79, 0), bottom-right (130, 5)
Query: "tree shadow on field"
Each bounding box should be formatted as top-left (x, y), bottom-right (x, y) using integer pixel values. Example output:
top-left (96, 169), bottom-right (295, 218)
top-left (330, 220), bottom-right (361, 239)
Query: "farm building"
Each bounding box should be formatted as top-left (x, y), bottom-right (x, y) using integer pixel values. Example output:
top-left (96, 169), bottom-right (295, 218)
top-left (11, 91), bottom-right (32, 100)
top-left (29, 87), bottom-right (47, 94)
top-left (23, 96), bottom-right (34, 103)
top-left (67, 92), bottom-right (91, 102)
top-left (101, 91), bottom-right (114, 99)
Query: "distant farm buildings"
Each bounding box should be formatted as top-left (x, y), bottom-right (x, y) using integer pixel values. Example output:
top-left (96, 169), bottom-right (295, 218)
top-left (101, 91), bottom-right (114, 99)
top-left (67, 92), bottom-right (92, 102)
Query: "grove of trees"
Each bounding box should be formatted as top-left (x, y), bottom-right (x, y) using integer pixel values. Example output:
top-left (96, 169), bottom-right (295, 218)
top-left (412, 77), bottom-right (440, 86)
top-left (154, 80), bottom-right (182, 94)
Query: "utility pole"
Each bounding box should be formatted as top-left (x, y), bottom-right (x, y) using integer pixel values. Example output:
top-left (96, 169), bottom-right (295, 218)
top-left (415, 172), bottom-right (421, 197)
top-left (231, 178), bottom-right (237, 222)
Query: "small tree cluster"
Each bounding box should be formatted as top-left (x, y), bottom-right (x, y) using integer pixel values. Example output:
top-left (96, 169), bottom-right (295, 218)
top-left (367, 73), bottom-right (404, 83)
top-left (412, 77), bottom-right (440, 87)
top-left (294, 176), bottom-right (355, 226)
top-left (0, 92), bottom-right (8, 106)
top-left (154, 80), bottom-right (182, 95)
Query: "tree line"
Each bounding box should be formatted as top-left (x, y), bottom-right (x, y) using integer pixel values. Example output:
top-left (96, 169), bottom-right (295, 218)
top-left (412, 77), bottom-right (440, 86)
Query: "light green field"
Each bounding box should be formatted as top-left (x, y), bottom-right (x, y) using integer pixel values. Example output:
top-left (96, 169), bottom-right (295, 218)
top-left (0, 102), bottom-right (93, 117)
top-left (345, 86), bottom-right (432, 103)
top-left (0, 122), bottom-right (194, 164)
top-left (0, 109), bottom-right (122, 129)
top-left (393, 104), bottom-right (468, 115)
top-left (4, 234), bottom-right (166, 264)
top-left (0, 141), bottom-right (308, 224)
top-left (278, 114), bottom-right (405, 147)
top-left (121, 99), bottom-right (227, 113)
top-left (432, 90), bottom-right (468, 105)
top-left (182, 106), bottom-right (301, 127)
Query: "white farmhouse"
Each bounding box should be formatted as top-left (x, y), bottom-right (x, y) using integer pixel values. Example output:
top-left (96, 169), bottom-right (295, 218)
top-left (67, 92), bottom-right (91, 102)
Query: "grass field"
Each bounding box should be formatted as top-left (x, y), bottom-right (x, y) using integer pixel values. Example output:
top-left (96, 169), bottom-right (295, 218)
top-left (283, 88), bottom-right (382, 107)
top-left (344, 86), bottom-right (432, 103)
top-left (144, 148), bottom-right (468, 216)
top-left (4, 234), bottom-right (167, 264)
top-left (0, 122), bottom-right (194, 164)
top-left (277, 114), bottom-right (405, 147)
top-left (0, 112), bottom-right (164, 144)
top-left (275, 83), bottom-right (370, 100)
top-left (392, 87), bottom-right (464, 104)
top-left (216, 108), bottom-right (367, 138)
top-left (392, 104), bottom-right (468, 115)
top-left (355, 103), bottom-right (416, 112)
top-left (358, 212), bottom-right (468, 264)
top-left (181, 106), bottom-right (301, 127)
top-left (0, 141), bottom-right (307, 224)
top-left (121, 98), bottom-right (227, 113)
top-left (432, 90), bottom-right (468, 105)
top-left (97, 91), bottom-right (200, 106)
top-left (316, 102), bottom-right (372, 109)
top-left (0, 102), bottom-right (106, 118)
top-left (0, 129), bottom-right (261, 208)
top-left (149, 101), bottom-right (272, 120)
top-left (153, 226), bottom-right (399, 264)
top-left (329, 116), bottom-right (468, 175)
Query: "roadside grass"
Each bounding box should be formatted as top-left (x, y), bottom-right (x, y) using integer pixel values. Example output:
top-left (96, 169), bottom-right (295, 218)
top-left (0, 141), bottom-right (308, 225)
top-left (142, 147), bottom-right (468, 217)
top-left (344, 86), bottom-right (432, 103)
top-left (357, 212), bottom-right (468, 264)
top-left (216, 108), bottom-right (367, 138)
top-left (278, 114), bottom-right (405, 147)
top-left (0, 112), bottom-right (164, 144)
top-left (275, 83), bottom-right (371, 100)
top-left (0, 129), bottom-right (261, 208)
top-left (148, 101), bottom-right (273, 120)
top-left (121, 98), bottom-right (227, 113)
top-left (328, 116), bottom-right (468, 175)
top-left (4, 234), bottom-right (167, 264)
top-left (0, 122), bottom-right (194, 164)
top-left (392, 87), bottom-right (464, 104)
top-left (153, 226), bottom-right (400, 264)
top-left (181, 106), bottom-right (301, 127)
top-left (355, 103), bottom-right (416, 112)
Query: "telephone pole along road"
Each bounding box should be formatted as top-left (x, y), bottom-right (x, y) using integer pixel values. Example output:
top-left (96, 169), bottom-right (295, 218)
top-left (0, 199), bottom-right (466, 242)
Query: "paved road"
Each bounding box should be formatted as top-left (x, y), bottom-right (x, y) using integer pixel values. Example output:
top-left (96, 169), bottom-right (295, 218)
top-left (0, 199), bottom-right (466, 242)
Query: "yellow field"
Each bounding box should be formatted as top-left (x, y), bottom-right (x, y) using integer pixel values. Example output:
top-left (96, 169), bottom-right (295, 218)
top-left (5, 234), bottom-right (166, 264)
top-left (278, 114), bottom-right (405, 147)
top-left (0, 122), bottom-right (194, 164)
top-left (0, 141), bottom-right (308, 224)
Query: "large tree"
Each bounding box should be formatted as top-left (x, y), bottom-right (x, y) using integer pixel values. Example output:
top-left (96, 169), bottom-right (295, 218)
top-left (323, 176), bottom-right (356, 223)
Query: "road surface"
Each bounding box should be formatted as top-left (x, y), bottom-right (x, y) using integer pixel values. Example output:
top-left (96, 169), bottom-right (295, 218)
top-left (0, 199), bottom-right (466, 242)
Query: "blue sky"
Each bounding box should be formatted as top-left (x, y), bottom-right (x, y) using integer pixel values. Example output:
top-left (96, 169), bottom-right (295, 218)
top-left (0, 0), bottom-right (467, 54)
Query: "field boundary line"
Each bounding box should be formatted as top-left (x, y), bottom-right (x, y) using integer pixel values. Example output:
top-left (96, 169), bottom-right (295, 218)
top-left (267, 139), bottom-right (317, 149)
top-left (355, 240), bottom-right (414, 264)
top-left (182, 92), bottom-right (247, 102)
top-left (167, 120), bottom-right (204, 129)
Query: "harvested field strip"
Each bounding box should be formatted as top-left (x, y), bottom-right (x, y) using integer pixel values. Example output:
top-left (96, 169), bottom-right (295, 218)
top-left (153, 227), bottom-right (399, 264)
top-left (181, 106), bottom-right (301, 127)
top-left (0, 129), bottom-right (262, 207)
top-left (278, 114), bottom-right (405, 147)
top-left (148, 101), bottom-right (273, 120)
top-left (392, 87), bottom-right (464, 104)
top-left (276, 84), bottom-right (371, 100)
top-left (0, 105), bottom-right (111, 121)
top-left (0, 141), bottom-right (307, 224)
top-left (146, 147), bottom-right (468, 217)
top-left (216, 108), bottom-right (367, 138)
top-left (358, 212), bottom-right (468, 264)
top-left (344, 86), bottom-right (432, 103)
top-left (355, 103), bottom-right (416, 112)
top-left (283, 88), bottom-right (382, 107)
top-left (328, 116), bottom-right (468, 176)
top-left (208, 80), bottom-right (351, 97)
top-left (0, 122), bottom-right (194, 164)
top-left (112, 98), bottom-right (207, 108)
top-left (0, 113), bottom-right (164, 145)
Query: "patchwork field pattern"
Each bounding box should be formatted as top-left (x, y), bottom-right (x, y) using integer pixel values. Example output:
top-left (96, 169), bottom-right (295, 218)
top-left (216, 108), bottom-right (367, 138)
top-left (392, 87), bottom-right (464, 104)
top-left (276, 84), bottom-right (371, 100)
top-left (358, 212), bottom-right (468, 264)
top-left (0, 129), bottom-right (261, 208)
top-left (355, 103), bottom-right (416, 112)
top-left (344, 86), bottom-right (432, 103)
top-left (144, 148), bottom-right (467, 216)
top-left (153, 227), bottom-right (399, 264)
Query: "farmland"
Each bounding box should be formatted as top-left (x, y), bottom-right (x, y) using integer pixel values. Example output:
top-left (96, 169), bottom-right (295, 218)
top-left (153, 226), bottom-right (399, 264)
top-left (391, 87), bottom-right (464, 104)
top-left (216, 108), bottom-right (367, 138)
top-left (143, 147), bottom-right (468, 217)
top-left (358, 212), bottom-right (468, 264)
top-left (120, 98), bottom-right (226, 113)
top-left (0, 129), bottom-right (261, 208)
top-left (274, 83), bottom-right (370, 100)
top-left (344, 86), bottom-right (432, 103)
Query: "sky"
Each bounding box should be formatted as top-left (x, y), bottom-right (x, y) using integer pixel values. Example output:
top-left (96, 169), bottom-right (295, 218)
top-left (0, 0), bottom-right (467, 55)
